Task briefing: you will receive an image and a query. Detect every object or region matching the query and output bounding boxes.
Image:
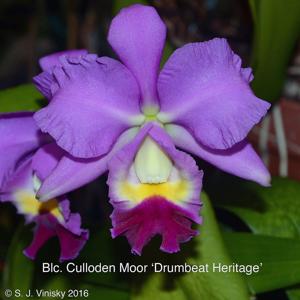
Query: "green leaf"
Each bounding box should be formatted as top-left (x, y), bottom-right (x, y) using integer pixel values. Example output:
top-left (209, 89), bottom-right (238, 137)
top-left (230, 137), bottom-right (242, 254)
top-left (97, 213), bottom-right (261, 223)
top-left (0, 84), bottom-right (44, 113)
top-left (210, 176), bottom-right (300, 238)
top-left (287, 287), bottom-right (300, 300)
top-left (208, 175), bottom-right (300, 294)
top-left (161, 42), bottom-right (174, 67)
top-left (113, 0), bottom-right (147, 14)
top-left (249, 0), bottom-right (300, 102)
top-left (76, 227), bottom-right (129, 291)
top-left (224, 232), bottom-right (300, 294)
top-left (131, 193), bottom-right (250, 300)
top-left (2, 225), bottom-right (35, 299)
top-left (132, 271), bottom-right (186, 300)
top-left (40, 278), bottom-right (129, 300)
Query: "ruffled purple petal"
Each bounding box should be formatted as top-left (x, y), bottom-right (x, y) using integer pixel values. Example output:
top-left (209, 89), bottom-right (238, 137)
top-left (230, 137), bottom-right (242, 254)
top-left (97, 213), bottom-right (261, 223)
top-left (39, 49), bottom-right (88, 71)
top-left (33, 71), bottom-right (55, 99)
top-left (111, 196), bottom-right (199, 255)
top-left (108, 123), bottom-right (203, 254)
top-left (232, 53), bottom-right (254, 82)
top-left (23, 218), bottom-right (56, 259)
top-left (57, 198), bottom-right (89, 261)
top-left (34, 55), bottom-right (143, 158)
top-left (108, 4), bottom-right (166, 112)
top-left (37, 127), bottom-right (140, 201)
top-left (24, 213), bottom-right (89, 262)
top-left (34, 50), bottom-right (89, 99)
top-left (56, 218), bottom-right (89, 262)
top-left (158, 38), bottom-right (270, 150)
top-left (166, 124), bottom-right (271, 186)
top-left (0, 112), bottom-right (47, 189)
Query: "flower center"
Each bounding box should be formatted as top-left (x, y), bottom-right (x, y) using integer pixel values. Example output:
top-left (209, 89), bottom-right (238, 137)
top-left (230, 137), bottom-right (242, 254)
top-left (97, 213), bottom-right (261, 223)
top-left (134, 137), bottom-right (172, 184)
top-left (33, 173), bottom-right (42, 193)
top-left (14, 173), bottom-right (63, 221)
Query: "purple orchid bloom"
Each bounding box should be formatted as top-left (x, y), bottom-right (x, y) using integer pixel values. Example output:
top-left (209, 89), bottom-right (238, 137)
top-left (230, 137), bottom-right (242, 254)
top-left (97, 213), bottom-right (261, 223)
top-left (0, 113), bottom-right (89, 262)
top-left (27, 4), bottom-right (270, 254)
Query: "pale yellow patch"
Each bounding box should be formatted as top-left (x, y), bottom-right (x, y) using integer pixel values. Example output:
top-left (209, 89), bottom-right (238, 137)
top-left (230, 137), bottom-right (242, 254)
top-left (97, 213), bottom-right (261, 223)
top-left (14, 190), bottom-right (63, 221)
top-left (119, 180), bottom-right (191, 204)
top-left (134, 137), bottom-right (173, 184)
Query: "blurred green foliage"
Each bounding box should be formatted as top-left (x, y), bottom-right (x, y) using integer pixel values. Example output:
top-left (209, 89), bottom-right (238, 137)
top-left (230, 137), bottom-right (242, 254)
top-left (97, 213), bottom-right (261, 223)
top-left (209, 175), bottom-right (300, 298)
top-left (0, 84), bottom-right (44, 113)
top-left (224, 232), bottom-right (300, 293)
top-left (113, 0), bottom-right (147, 14)
top-left (213, 177), bottom-right (300, 238)
top-left (250, 0), bottom-right (300, 103)
top-left (288, 288), bottom-right (300, 300)
top-left (3, 226), bottom-right (34, 298)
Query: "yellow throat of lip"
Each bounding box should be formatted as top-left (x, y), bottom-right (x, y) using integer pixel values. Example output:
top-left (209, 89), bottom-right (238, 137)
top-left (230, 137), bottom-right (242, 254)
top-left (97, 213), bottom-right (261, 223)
top-left (118, 136), bottom-right (191, 204)
top-left (15, 190), bottom-right (63, 221)
top-left (119, 180), bottom-right (190, 204)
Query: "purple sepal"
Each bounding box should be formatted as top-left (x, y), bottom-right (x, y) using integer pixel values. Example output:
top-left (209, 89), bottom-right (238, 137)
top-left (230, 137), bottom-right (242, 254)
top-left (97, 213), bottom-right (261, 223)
top-left (166, 124), bottom-right (271, 186)
top-left (108, 4), bottom-right (166, 110)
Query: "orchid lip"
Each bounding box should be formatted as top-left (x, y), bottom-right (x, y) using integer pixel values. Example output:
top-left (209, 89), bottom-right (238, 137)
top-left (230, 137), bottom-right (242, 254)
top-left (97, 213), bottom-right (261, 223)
top-left (108, 123), bottom-right (203, 255)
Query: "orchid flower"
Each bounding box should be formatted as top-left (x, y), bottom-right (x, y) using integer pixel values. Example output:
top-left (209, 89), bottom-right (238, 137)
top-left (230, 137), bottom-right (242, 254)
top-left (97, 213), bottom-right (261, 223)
top-left (11, 4), bottom-right (270, 255)
top-left (0, 113), bottom-right (88, 261)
